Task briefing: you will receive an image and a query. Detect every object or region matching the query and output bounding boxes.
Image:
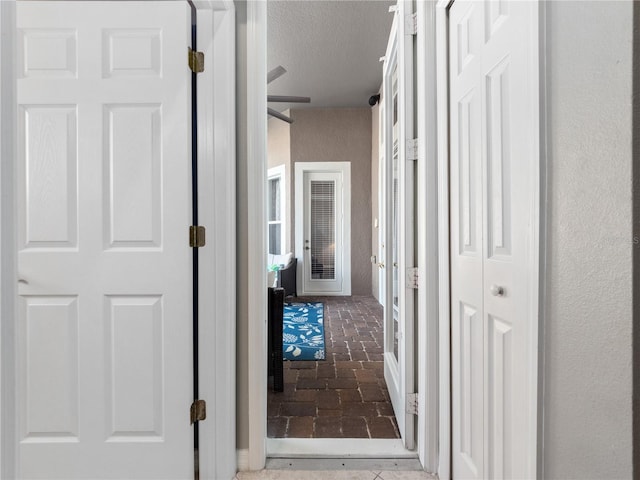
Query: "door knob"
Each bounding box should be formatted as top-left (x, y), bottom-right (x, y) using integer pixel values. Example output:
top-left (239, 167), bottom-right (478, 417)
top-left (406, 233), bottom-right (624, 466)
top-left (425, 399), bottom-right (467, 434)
top-left (18, 278), bottom-right (28, 285)
top-left (378, 262), bottom-right (385, 269)
top-left (490, 284), bottom-right (505, 297)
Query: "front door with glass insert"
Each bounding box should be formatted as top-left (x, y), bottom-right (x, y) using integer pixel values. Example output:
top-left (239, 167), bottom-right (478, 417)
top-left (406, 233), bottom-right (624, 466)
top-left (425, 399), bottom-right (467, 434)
top-left (295, 162), bottom-right (351, 296)
top-left (303, 171), bottom-right (343, 294)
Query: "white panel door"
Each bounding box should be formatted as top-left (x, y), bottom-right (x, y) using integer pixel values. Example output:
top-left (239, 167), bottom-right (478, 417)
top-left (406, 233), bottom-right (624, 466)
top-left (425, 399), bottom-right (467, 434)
top-left (381, 0), bottom-right (416, 450)
top-left (450, 1), bottom-right (539, 479)
top-left (302, 171), bottom-right (345, 294)
top-left (16, 2), bottom-right (193, 478)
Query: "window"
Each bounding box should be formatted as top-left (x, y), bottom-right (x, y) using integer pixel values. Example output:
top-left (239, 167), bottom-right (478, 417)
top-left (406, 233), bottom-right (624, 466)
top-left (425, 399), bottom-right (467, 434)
top-left (267, 165), bottom-right (286, 255)
top-left (310, 180), bottom-right (336, 279)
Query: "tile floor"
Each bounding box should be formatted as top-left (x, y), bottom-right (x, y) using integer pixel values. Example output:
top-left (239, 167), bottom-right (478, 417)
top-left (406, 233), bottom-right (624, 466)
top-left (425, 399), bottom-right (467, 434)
top-left (267, 295), bottom-right (400, 439)
top-left (235, 470), bottom-right (436, 480)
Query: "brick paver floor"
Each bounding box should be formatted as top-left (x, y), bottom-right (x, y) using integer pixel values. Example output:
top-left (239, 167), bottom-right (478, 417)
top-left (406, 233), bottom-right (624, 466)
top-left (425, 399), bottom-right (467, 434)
top-left (267, 295), bottom-right (400, 439)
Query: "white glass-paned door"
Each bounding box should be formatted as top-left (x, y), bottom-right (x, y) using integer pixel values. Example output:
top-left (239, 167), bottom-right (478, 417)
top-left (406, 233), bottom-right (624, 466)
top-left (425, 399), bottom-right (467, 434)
top-left (298, 165), bottom-right (350, 296)
top-left (381, 1), bottom-right (416, 451)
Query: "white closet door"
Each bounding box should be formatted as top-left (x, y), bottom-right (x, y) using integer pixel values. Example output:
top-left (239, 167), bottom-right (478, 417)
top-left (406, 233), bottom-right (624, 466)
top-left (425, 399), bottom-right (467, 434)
top-left (16, 2), bottom-right (193, 478)
top-left (450, 1), bottom-right (539, 478)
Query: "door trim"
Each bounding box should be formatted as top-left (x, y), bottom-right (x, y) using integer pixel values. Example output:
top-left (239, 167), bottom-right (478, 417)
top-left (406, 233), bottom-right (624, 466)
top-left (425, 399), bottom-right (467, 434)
top-left (0, 2), bottom-right (236, 479)
top-left (197, 5), bottom-right (237, 479)
top-left (245, 0), bottom-right (433, 472)
top-left (434, 3), bottom-right (453, 478)
top-left (245, 0), bottom-right (268, 471)
top-left (0, 3), bottom-right (17, 477)
top-left (415, 0), bottom-right (439, 473)
top-left (294, 162), bottom-right (351, 297)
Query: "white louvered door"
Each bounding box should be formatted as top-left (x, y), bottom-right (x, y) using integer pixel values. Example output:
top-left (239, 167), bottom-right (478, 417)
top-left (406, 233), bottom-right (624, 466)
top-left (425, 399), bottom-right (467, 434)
top-left (449, 0), bottom-right (539, 478)
top-left (16, 2), bottom-right (193, 478)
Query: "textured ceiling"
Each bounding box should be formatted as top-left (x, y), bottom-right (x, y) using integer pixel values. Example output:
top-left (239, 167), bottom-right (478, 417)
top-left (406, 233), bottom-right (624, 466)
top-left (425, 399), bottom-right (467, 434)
top-left (267, 0), bottom-right (395, 111)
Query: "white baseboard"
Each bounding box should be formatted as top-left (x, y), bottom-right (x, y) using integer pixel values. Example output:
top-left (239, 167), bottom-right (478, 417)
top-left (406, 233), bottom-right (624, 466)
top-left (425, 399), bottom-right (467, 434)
top-left (236, 449), bottom-right (250, 471)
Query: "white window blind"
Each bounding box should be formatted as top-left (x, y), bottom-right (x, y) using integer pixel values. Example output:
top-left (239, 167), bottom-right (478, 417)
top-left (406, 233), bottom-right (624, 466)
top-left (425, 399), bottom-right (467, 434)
top-left (310, 180), bottom-right (335, 280)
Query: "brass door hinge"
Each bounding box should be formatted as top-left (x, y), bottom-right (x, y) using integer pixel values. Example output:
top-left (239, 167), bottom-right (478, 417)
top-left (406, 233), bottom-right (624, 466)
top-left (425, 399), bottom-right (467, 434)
top-left (189, 226), bottom-right (206, 247)
top-left (190, 399), bottom-right (207, 424)
top-left (188, 48), bottom-right (204, 73)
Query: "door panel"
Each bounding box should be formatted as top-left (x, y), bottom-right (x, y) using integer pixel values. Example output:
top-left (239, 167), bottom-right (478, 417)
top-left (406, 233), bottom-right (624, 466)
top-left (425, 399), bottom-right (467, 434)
top-left (20, 106), bottom-right (78, 248)
top-left (20, 296), bottom-right (79, 441)
top-left (450, 2), bottom-right (484, 477)
top-left (450, 1), bottom-right (538, 478)
top-left (106, 104), bottom-right (163, 248)
top-left (105, 295), bottom-right (164, 441)
top-left (456, 301), bottom-right (483, 477)
top-left (17, 3), bottom-right (192, 478)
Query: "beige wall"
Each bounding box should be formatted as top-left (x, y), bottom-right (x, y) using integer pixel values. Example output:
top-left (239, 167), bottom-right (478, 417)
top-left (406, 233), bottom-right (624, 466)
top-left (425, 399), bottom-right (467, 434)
top-left (267, 112), bottom-right (290, 170)
top-left (290, 108), bottom-right (373, 296)
top-left (267, 112), bottom-right (292, 253)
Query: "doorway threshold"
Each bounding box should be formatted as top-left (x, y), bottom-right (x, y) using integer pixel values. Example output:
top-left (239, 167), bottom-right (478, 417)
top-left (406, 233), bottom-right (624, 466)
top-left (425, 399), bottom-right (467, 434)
top-left (266, 439), bottom-right (422, 472)
top-left (266, 458), bottom-right (424, 472)
top-left (266, 438), bottom-right (418, 459)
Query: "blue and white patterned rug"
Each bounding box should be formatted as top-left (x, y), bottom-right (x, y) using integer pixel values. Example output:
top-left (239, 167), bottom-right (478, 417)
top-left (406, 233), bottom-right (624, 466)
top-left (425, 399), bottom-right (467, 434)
top-left (282, 302), bottom-right (325, 361)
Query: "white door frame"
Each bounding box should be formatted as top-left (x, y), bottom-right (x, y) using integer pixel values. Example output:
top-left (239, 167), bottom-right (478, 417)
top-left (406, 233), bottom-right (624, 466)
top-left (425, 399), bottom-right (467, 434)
top-left (247, 0), bottom-right (544, 474)
top-left (0, 4), bottom-right (16, 476)
top-left (245, 0), bottom-right (268, 471)
top-left (434, 3), bottom-right (453, 477)
top-left (0, 2), bottom-right (237, 479)
top-left (295, 162), bottom-right (351, 297)
top-left (415, 0), bottom-right (439, 474)
top-left (245, 0), bottom-right (439, 472)
top-left (433, 1), bottom-right (542, 478)
top-left (244, 0), bottom-right (542, 476)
